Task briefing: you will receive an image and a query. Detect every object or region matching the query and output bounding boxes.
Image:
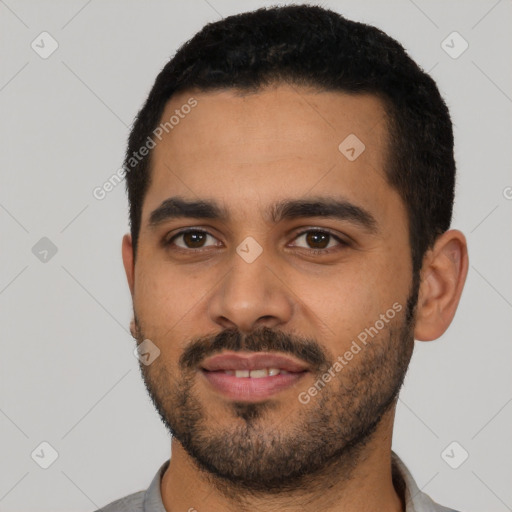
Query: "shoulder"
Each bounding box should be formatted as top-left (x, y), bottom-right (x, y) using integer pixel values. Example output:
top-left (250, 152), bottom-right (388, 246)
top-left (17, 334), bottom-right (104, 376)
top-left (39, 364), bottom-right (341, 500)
top-left (391, 451), bottom-right (463, 512)
top-left (92, 490), bottom-right (145, 512)
top-left (92, 459), bottom-right (170, 512)
top-left (413, 490), bottom-right (462, 512)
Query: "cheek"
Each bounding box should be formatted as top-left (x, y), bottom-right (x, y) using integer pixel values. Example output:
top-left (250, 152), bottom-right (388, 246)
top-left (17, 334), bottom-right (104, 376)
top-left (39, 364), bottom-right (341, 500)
top-left (132, 276), bottom-right (187, 371)
top-left (297, 251), bottom-right (410, 343)
top-left (133, 261), bottom-right (194, 331)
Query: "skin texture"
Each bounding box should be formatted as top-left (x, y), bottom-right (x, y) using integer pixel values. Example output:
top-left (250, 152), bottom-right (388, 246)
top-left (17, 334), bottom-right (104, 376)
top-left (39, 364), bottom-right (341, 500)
top-left (122, 84), bottom-right (468, 512)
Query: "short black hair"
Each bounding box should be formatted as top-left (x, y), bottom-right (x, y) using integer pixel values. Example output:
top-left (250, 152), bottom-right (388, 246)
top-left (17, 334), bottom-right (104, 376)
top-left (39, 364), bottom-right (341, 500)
top-left (124, 4), bottom-right (455, 274)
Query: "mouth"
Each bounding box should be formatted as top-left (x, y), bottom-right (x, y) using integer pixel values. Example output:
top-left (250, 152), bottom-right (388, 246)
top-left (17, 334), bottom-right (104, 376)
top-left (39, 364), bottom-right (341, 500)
top-left (200, 352), bottom-right (309, 402)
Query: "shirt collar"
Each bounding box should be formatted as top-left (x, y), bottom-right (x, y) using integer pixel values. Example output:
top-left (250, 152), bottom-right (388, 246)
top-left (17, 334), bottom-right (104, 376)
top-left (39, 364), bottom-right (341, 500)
top-left (143, 459), bottom-right (169, 512)
top-left (391, 451), bottom-right (454, 511)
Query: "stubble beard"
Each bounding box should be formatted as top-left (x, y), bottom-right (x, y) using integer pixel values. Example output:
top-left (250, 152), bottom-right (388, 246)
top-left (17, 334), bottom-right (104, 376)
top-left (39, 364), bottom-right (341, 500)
top-left (133, 286), bottom-right (418, 497)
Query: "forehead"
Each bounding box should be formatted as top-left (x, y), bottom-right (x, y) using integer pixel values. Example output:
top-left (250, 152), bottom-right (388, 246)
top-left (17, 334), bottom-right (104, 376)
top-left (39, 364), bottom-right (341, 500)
top-left (144, 85), bottom-right (397, 223)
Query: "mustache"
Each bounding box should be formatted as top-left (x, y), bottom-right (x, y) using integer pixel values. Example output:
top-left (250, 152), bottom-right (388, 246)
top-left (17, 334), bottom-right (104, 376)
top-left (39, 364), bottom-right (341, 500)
top-left (179, 325), bottom-right (328, 372)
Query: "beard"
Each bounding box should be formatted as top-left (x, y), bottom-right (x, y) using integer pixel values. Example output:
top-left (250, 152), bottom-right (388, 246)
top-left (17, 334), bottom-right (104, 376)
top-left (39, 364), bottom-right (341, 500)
top-left (133, 281), bottom-right (418, 497)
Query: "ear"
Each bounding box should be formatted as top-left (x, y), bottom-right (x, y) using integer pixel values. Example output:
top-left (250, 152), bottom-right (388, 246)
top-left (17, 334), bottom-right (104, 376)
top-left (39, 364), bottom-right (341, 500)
top-left (122, 233), bottom-right (135, 297)
top-left (414, 229), bottom-right (469, 341)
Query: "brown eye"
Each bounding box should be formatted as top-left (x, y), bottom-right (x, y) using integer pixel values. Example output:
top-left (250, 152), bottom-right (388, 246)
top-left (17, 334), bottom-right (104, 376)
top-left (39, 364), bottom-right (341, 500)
top-left (292, 229), bottom-right (346, 253)
top-left (182, 231), bottom-right (207, 248)
top-left (304, 231), bottom-right (330, 249)
top-left (167, 230), bottom-right (219, 249)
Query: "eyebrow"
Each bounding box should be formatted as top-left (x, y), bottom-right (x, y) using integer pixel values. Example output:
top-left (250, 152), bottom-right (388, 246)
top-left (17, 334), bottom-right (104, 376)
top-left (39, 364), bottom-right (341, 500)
top-left (148, 196), bottom-right (378, 233)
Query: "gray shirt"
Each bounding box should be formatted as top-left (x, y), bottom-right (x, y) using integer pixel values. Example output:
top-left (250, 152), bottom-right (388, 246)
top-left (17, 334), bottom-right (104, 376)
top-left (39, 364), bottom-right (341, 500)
top-left (94, 451), bottom-right (460, 512)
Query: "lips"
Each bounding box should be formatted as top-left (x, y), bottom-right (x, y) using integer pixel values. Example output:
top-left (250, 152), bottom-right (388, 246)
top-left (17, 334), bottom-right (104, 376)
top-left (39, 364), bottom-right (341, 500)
top-left (201, 352), bottom-right (309, 373)
top-left (200, 351), bottom-right (309, 402)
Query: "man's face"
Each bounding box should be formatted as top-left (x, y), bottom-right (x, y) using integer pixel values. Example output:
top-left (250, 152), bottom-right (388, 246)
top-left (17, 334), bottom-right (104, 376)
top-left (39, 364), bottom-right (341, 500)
top-left (125, 85), bottom-right (417, 490)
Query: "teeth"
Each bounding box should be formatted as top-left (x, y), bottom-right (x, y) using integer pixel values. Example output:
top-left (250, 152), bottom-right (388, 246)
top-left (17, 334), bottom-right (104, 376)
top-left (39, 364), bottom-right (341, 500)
top-left (249, 369), bottom-right (268, 378)
top-left (224, 368), bottom-right (284, 377)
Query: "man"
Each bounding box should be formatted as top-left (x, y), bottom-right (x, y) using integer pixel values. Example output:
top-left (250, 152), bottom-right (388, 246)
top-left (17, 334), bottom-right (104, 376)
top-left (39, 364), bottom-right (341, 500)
top-left (97, 4), bottom-right (468, 511)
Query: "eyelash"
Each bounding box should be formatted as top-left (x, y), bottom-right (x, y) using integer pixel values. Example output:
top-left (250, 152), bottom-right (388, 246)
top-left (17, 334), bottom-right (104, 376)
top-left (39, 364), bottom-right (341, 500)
top-left (164, 228), bottom-right (349, 255)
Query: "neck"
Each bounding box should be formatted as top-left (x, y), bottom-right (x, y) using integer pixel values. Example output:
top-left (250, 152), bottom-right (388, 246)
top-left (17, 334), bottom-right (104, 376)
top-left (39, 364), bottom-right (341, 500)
top-left (161, 408), bottom-right (403, 512)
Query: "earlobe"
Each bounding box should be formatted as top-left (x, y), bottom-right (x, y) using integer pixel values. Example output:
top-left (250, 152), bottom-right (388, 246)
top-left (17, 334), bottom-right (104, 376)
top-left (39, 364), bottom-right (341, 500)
top-left (122, 233), bottom-right (135, 297)
top-left (414, 229), bottom-right (469, 341)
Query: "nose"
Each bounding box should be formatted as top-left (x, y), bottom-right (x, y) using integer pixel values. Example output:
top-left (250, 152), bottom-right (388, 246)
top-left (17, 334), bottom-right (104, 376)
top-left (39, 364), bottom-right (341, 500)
top-left (207, 248), bottom-right (295, 334)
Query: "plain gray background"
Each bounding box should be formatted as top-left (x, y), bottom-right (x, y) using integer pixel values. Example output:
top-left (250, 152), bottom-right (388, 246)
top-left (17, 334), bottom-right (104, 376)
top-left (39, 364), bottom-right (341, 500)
top-left (1, 1), bottom-right (511, 511)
